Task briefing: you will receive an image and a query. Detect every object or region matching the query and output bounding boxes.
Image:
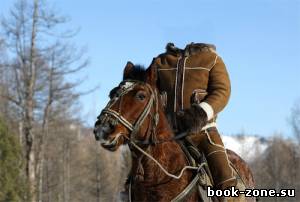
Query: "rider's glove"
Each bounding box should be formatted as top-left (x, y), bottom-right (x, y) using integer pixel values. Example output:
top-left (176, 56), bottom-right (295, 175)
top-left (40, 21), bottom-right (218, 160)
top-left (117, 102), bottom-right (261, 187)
top-left (177, 103), bottom-right (208, 133)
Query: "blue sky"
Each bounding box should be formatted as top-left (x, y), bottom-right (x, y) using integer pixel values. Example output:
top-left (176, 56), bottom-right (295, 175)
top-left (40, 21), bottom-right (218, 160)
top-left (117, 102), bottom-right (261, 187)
top-left (1, 0), bottom-right (300, 137)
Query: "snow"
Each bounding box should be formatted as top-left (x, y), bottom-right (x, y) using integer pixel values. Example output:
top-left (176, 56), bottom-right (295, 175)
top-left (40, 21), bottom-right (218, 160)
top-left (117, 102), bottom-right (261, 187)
top-left (222, 135), bottom-right (268, 161)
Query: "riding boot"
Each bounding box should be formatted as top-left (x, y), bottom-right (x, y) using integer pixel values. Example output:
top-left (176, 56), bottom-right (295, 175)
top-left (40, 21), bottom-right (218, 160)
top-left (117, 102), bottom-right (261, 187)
top-left (188, 128), bottom-right (237, 190)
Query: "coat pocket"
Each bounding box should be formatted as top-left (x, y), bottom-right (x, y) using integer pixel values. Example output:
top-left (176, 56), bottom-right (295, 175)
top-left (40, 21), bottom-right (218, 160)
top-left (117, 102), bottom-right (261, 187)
top-left (190, 89), bottom-right (207, 104)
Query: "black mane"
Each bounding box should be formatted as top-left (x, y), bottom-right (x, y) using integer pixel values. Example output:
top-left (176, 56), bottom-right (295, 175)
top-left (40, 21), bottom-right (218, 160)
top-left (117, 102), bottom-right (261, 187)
top-left (123, 64), bottom-right (147, 82)
top-left (109, 65), bottom-right (147, 99)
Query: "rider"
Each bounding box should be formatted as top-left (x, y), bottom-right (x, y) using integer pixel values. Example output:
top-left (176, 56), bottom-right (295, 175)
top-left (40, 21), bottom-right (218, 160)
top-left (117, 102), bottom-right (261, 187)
top-left (148, 42), bottom-right (237, 190)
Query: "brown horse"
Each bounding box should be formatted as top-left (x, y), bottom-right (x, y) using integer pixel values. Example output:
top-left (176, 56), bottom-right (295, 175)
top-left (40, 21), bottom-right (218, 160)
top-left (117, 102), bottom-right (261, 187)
top-left (94, 62), bottom-right (256, 202)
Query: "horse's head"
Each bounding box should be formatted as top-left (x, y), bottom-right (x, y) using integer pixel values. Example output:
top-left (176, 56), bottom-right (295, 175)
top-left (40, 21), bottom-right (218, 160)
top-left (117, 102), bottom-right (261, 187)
top-left (94, 61), bottom-right (162, 151)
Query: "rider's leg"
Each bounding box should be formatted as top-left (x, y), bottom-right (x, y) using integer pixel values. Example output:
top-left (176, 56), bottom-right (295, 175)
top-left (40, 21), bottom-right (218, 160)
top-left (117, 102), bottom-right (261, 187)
top-left (188, 127), bottom-right (237, 190)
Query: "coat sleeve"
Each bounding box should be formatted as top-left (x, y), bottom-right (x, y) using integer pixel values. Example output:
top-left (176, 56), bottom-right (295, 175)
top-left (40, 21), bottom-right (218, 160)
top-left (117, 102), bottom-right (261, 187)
top-left (199, 55), bottom-right (231, 120)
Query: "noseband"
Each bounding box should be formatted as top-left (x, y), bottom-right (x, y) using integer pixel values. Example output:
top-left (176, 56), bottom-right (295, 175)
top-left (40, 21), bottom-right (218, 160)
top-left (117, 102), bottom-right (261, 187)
top-left (100, 80), bottom-right (159, 143)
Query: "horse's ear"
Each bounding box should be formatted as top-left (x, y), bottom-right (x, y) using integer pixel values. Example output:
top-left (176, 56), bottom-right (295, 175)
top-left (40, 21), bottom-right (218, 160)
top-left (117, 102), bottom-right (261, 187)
top-left (146, 60), bottom-right (157, 87)
top-left (123, 61), bottom-right (135, 79)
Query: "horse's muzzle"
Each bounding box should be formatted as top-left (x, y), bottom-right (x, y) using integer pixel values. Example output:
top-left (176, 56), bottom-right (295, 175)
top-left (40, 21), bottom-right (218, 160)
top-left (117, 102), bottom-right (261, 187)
top-left (93, 120), bottom-right (115, 141)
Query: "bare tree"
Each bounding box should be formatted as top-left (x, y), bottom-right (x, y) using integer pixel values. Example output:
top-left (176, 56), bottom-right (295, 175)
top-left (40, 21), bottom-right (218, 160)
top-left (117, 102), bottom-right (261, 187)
top-left (289, 99), bottom-right (300, 200)
top-left (0, 37), bottom-right (9, 117)
top-left (290, 99), bottom-right (300, 144)
top-left (251, 135), bottom-right (300, 202)
top-left (0, 0), bottom-right (88, 200)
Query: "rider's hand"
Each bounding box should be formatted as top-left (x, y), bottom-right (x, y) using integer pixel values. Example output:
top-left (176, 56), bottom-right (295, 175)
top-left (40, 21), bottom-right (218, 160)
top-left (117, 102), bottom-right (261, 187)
top-left (177, 104), bottom-right (208, 133)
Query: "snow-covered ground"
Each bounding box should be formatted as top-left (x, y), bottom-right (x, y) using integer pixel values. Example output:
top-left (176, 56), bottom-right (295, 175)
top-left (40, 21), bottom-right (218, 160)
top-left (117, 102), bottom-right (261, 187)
top-left (222, 135), bottom-right (268, 161)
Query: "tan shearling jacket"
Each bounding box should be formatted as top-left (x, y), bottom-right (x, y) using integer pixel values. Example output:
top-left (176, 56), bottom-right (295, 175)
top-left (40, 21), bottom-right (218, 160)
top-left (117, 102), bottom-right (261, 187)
top-left (149, 43), bottom-right (231, 126)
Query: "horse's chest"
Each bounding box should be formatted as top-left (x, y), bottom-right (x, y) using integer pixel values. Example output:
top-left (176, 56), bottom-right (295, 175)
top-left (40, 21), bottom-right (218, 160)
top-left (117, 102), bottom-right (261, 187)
top-left (132, 186), bottom-right (170, 202)
top-left (132, 178), bottom-right (193, 202)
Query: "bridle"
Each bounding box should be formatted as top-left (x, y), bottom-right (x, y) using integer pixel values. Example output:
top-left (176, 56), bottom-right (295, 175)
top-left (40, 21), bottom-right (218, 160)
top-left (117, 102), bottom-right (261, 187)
top-left (99, 80), bottom-right (191, 145)
top-left (99, 79), bottom-right (160, 144)
top-left (98, 79), bottom-right (201, 175)
top-left (97, 80), bottom-right (205, 202)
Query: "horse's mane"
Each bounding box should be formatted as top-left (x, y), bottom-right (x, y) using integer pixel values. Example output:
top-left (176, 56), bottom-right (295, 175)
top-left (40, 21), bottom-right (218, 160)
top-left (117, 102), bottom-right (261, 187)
top-left (123, 64), bottom-right (147, 82)
top-left (109, 65), bottom-right (147, 98)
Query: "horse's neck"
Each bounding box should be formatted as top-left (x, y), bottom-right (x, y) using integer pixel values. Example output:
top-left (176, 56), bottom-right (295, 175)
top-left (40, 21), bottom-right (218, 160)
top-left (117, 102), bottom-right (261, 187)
top-left (131, 139), bottom-right (186, 185)
top-left (150, 140), bottom-right (186, 181)
top-left (132, 114), bottom-right (187, 185)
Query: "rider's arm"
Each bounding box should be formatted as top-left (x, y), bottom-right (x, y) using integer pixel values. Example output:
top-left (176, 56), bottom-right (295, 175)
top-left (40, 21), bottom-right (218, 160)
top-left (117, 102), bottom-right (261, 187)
top-left (199, 55), bottom-right (231, 121)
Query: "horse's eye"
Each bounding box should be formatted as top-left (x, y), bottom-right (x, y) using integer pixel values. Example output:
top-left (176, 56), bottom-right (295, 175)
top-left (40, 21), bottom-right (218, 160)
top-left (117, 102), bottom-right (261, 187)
top-left (136, 92), bottom-right (146, 101)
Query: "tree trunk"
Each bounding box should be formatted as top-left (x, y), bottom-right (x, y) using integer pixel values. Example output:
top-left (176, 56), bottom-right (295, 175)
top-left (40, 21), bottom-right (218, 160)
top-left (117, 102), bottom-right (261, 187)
top-left (25, 0), bottom-right (38, 200)
top-left (38, 145), bottom-right (45, 202)
top-left (38, 66), bottom-right (54, 202)
top-left (96, 146), bottom-right (101, 202)
top-left (46, 155), bottom-right (51, 202)
top-left (63, 141), bottom-right (70, 202)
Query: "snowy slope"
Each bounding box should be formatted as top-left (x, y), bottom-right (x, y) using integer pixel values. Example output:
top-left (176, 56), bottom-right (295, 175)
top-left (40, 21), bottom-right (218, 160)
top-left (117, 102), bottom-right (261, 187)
top-left (222, 135), bottom-right (268, 161)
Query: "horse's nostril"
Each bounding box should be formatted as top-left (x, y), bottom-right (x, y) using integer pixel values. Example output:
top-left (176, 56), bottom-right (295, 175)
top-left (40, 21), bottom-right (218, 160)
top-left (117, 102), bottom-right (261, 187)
top-left (109, 121), bottom-right (117, 129)
top-left (102, 123), bottom-right (114, 134)
top-left (96, 122), bottom-right (114, 139)
top-left (93, 118), bottom-right (116, 141)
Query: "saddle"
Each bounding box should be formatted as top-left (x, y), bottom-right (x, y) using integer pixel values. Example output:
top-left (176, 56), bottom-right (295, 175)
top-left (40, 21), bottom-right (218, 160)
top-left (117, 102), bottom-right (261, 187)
top-left (175, 139), bottom-right (246, 202)
top-left (175, 139), bottom-right (213, 202)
